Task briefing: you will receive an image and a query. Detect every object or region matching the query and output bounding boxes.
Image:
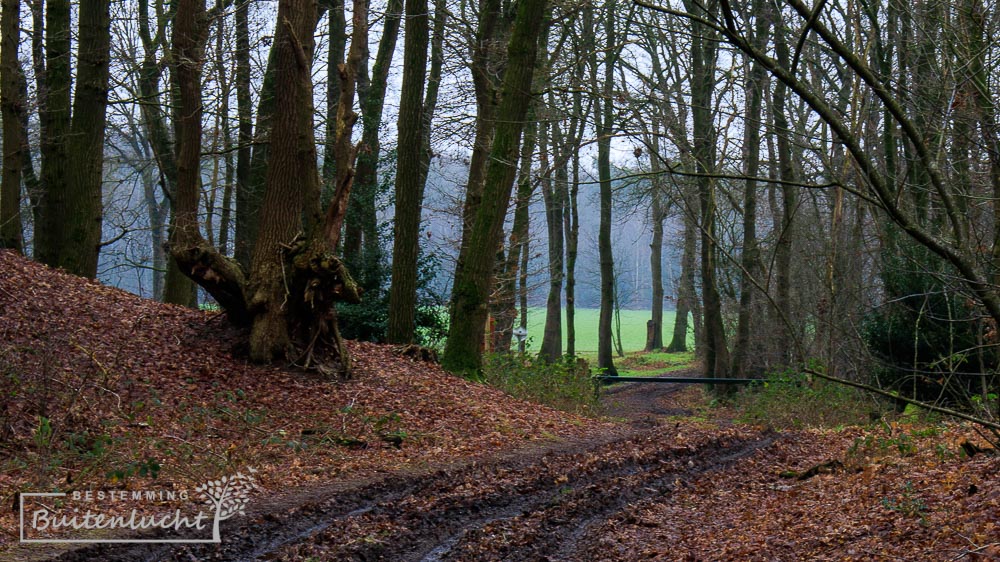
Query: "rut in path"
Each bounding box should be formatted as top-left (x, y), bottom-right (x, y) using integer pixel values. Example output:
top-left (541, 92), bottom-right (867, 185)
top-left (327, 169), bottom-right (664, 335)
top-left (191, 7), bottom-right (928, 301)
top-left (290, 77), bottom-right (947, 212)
top-left (53, 382), bottom-right (769, 562)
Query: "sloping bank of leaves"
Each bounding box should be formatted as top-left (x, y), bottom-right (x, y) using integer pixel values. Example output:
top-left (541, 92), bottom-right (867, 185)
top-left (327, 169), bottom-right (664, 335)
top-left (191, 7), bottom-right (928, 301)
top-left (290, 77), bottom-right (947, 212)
top-left (0, 249), bottom-right (607, 552)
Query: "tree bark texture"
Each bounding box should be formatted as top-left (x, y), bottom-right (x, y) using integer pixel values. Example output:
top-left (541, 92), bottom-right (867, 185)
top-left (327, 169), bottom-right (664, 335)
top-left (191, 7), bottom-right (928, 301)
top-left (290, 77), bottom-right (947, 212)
top-left (667, 188), bottom-right (697, 353)
top-left (387, 0), bottom-right (429, 344)
top-left (596, 3), bottom-right (617, 376)
top-left (644, 135), bottom-right (665, 352)
top-left (0, 0), bottom-right (25, 251)
top-left (441, 0), bottom-right (548, 375)
top-left (34, 0), bottom-right (111, 278)
top-left (539, 121), bottom-right (565, 362)
top-left (491, 110), bottom-right (537, 352)
top-left (689, 0), bottom-right (729, 381)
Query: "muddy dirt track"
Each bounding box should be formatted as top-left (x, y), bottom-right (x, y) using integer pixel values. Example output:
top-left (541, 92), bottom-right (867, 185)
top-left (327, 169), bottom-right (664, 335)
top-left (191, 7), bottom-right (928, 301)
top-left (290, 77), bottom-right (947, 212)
top-left (54, 379), bottom-right (779, 562)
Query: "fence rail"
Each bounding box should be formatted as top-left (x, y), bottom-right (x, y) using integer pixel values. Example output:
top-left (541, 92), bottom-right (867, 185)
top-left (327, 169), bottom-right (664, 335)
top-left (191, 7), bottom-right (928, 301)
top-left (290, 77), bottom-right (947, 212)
top-left (595, 375), bottom-right (763, 384)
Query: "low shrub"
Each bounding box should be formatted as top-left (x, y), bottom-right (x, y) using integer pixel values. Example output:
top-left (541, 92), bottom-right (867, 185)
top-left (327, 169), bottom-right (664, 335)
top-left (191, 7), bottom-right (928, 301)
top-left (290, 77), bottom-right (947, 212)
top-left (481, 354), bottom-right (599, 416)
top-left (735, 371), bottom-right (879, 429)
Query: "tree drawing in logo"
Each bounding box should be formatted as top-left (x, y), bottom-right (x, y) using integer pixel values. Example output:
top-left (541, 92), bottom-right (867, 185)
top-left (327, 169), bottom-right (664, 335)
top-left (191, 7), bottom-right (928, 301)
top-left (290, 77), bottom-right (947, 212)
top-left (195, 467), bottom-right (258, 542)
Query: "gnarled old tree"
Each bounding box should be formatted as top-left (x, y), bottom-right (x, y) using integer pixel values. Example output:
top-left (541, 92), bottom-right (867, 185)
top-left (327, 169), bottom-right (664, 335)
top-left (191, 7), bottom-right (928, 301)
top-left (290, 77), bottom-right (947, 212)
top-left (169, 0), bottom-right (363, 376)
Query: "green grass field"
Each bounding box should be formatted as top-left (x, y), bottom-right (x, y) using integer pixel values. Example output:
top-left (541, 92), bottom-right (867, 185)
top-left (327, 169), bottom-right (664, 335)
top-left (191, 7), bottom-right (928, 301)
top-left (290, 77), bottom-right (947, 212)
top-left (521, 308), bottom-right (692, 356)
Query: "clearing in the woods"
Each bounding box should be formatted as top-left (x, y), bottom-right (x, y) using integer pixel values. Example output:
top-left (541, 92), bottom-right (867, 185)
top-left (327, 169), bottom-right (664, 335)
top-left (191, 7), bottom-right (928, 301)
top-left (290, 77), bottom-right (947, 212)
top-left (2, 249), bottom-right (1000, 561)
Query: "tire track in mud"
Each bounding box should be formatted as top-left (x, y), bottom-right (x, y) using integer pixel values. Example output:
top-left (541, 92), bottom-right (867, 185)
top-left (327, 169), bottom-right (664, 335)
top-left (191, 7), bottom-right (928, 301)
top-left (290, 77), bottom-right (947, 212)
top-left (52, 380), bottom-right (772, 562)
top-left (261, 428), bottom-right (779, 561)
top-left (413, 430), bottom-right (778, 562)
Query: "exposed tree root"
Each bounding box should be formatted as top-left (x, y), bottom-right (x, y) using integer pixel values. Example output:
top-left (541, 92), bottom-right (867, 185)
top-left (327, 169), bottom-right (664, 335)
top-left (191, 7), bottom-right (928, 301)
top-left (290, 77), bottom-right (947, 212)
top-left (171, 236), bottom-right (361, 378)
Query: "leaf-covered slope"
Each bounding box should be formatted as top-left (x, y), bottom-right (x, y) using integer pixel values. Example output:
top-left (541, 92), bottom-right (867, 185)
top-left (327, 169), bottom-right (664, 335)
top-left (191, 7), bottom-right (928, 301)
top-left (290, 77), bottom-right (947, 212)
top-left (0, 249), bottom-right (603, 549)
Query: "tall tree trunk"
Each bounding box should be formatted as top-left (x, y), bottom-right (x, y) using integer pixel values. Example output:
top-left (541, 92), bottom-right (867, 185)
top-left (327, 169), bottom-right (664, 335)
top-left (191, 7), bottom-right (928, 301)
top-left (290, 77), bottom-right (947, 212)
top-left (215, 12), bottom-right (234, 254)
top-left (667, 187), bottom-right (697, 353)
top-left (345, 0), bottom-right (402, 282)
top-left (235, 44), bottom-right (277, 270)
top-left (140, 165), bottom-right (167, 300)
top-left (730, 0), bottom-right (769, 376)
top-left (35, 0), bottom-right (71, 268)
top-left (62, 0), bottom-right (111, 276)
top-left (34, 0), bottom-right (111, 277)
top-left (320, 0), bottom-right (347, 219)
top-left (169, 0), bottom-right (362, 376)
top-left (386, 0), bottom-right (430, 343)
top-left (247, 0), bottom-right (322, 360)
top-left (171, 0), bottom-right (210, 267)
top-left (644, 136), bottom-right (665, 352)
top-left (441, 0), bottom-right (548, 375)
top-left (135, 0), bottom-right (191, 303)
top-left (565, 86), bottom-right (582, 357)
top-left (233, 0), bottom-right (254, 266)
top-left (235, 6), bottom-right (329, 268)
top-left (539, 120), bottom-right (565, 362)
top-left (0, 0), bottom-right (25, 251)
top-left (595, 2), bottom-right (617, 376)
top-left (689, 0), bottom-right (728, 381)
top-left (417, 0), bottom-right (446, 192)
top-left (492, 112), bottom-right (537, 352)
top-left (771, 15), bottom-right (798, 366)
top-left (449, 0), bottom-right (507, 302)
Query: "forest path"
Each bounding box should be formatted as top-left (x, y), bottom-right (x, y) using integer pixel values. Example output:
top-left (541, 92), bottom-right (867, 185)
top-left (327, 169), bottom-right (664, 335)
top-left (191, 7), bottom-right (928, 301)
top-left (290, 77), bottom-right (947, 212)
top-left (53, 374), bottom-right (782, 561)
